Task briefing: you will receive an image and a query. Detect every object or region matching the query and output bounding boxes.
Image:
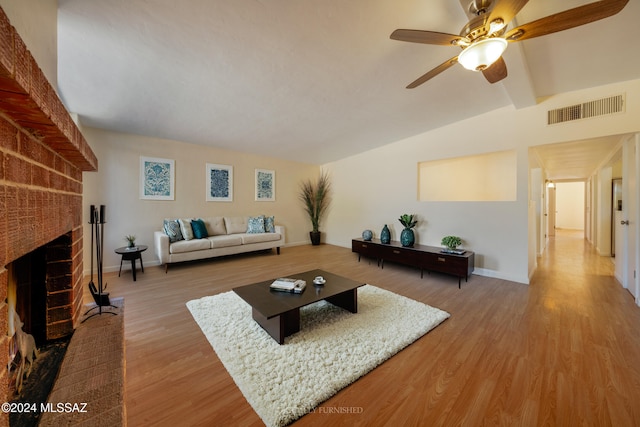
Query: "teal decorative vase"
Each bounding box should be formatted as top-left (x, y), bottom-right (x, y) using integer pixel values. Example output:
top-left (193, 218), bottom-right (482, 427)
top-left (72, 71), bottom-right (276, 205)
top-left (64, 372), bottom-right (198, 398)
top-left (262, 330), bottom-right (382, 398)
top-left (380, 224), bottom-right (391, 244)
top-left (362, 229), bottom-right (373, 241)
top-left (400, 228), bottom-right (415, 247)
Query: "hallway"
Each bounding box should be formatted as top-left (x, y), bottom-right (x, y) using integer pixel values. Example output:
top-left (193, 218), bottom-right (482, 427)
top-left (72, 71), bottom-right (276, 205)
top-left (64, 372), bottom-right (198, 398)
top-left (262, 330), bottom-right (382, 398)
top-left (535, 228), bottom-right (628, 308)
top-left (527, 228), bottom-right (640, 424)
top-left (538, 228), bottom-right (617, 281)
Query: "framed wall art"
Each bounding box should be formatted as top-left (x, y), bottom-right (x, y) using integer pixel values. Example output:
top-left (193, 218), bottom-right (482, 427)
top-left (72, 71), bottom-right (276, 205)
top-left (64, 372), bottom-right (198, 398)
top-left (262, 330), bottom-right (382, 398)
top-left (255, 169), bottom-right (275, 201)
top-left (206, 163), bottom-right (233, 202)
top-left (140, 156), bottom-right (175, 200)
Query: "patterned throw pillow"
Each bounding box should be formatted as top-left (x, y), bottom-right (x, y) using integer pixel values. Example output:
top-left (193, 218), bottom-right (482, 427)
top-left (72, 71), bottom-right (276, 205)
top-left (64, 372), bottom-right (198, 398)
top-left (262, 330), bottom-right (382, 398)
top-left (247, 216), bottom-right (265, 233)
top-left (264, 215), bottom-right (275, 233)
top-left (178, 218), bottom-right (195, 240)
top-left (163, 219), bottom-right (183, 243)
top-left (191, 218), bottom-right (209, 239)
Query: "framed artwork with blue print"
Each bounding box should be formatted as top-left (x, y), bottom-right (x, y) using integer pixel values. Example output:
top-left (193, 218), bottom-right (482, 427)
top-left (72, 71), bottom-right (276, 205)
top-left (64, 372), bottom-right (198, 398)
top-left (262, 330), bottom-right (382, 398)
top-left (255, 169), bottom-right (275, 201)
top-left (206, 163), bottom-right (233, 202)
top-left (140, 156), bottom-right (175, 200)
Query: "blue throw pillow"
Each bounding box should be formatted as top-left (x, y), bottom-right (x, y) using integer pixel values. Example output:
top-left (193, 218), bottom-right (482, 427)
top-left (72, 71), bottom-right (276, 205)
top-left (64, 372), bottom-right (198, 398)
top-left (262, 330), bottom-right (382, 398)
top-left (247, 216), bottom-right (265, 233)
top-left (163, 219), bottom-right (183, 243)
top-left (191, 218), bottom-right (209, 239)
top-left (264, 216), bottom-right (275, 233)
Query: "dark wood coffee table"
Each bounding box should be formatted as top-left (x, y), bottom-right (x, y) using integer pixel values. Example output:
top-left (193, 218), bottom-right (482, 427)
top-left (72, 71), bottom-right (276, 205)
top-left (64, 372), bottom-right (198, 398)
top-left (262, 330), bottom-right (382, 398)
top-left (233, 269), bottom-right (364, 344)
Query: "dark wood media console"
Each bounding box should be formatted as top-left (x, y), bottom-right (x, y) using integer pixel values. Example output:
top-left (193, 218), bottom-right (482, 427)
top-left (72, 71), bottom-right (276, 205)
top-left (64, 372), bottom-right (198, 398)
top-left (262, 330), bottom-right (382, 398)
top-left (352, 238), bottom-right (474, 288)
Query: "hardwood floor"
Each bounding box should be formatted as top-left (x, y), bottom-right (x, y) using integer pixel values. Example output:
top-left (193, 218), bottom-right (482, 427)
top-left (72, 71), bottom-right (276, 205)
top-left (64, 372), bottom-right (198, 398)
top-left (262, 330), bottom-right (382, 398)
top-left (90, 230), bottom-right (640, 426)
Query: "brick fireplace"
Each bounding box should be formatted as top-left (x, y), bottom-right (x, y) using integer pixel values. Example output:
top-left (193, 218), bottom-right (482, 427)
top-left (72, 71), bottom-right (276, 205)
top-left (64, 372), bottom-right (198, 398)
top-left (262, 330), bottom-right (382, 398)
top-left (0, 6), bottom-right (97, 423)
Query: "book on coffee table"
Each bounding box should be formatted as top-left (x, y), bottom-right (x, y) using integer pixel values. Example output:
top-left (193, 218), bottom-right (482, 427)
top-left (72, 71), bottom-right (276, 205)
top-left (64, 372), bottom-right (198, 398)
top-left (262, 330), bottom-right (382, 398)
top-left (270, 278), bottom-right (306, 294)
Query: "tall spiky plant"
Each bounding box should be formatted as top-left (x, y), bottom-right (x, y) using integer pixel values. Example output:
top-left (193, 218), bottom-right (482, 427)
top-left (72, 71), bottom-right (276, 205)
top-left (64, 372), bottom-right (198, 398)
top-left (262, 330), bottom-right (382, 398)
top-left (299, 171), bottom-right (332, 233)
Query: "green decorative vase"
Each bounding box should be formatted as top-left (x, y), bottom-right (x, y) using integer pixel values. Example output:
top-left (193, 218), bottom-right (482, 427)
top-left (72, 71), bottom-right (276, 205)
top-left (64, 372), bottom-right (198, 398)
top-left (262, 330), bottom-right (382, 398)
top-left (380, 224), bottom-right (391, 244)
top-left (400, 228), bottom-right (415, 247)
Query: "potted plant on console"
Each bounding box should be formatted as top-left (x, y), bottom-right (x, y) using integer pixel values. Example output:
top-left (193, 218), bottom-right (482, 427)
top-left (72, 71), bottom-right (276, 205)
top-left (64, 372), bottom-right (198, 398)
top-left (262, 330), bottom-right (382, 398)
top-left (398, 214), bottom-right (417, 247)
top-left (299, 171), bottom-right (332, 245)
top-left (441, 235), bottom-right (463, 254)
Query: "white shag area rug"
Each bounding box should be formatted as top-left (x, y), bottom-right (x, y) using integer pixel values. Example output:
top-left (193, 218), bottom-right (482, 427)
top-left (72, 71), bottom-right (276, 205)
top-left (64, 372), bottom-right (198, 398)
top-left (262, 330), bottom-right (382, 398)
top-left (186, 284), bottom-right (450, 427)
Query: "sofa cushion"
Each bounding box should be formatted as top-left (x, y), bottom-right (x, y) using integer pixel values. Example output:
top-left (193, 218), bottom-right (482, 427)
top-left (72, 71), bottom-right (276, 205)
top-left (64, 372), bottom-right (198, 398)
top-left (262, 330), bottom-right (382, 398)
top-left (169, 238), bottom-right (211, 254)
top-left (202, 217), bottom-right (226, 236)
top-left (178, 218), bottom-right (195, 240)
top-left (224, 216), bottom-right (248, 234)
top-left (163, 219), bottom-right (184, 243)
top-left (240, 232), bottom-right (281, 244)
top-left (191, 218), bottom-right (209, 239)
top-left (264, 215), bottom-right (275, 233)
top-left (208, 234), bottom-right (243, 248)
top-left (247, 216), bottom-right (265, 233)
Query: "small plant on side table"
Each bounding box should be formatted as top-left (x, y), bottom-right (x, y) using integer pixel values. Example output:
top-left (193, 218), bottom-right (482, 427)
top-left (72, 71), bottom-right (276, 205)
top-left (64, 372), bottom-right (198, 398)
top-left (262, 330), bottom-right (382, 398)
top-left (124, 235), bottom-right (136, 248)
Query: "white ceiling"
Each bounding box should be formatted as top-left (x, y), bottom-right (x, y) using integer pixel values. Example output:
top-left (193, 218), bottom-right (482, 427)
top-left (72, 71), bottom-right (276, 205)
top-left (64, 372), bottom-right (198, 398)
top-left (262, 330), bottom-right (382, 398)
top-left (530, 135), bottom-right (623, 182)
top-left (57, 0), bottom-right (640, 176)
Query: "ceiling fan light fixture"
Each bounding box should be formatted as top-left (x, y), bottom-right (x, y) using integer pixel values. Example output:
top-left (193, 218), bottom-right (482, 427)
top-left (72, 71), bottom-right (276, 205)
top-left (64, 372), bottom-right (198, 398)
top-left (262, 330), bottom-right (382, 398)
top-left (458, 37), bottom-right (507, 71)
top-left (489, 18), bottom-right (505, 34)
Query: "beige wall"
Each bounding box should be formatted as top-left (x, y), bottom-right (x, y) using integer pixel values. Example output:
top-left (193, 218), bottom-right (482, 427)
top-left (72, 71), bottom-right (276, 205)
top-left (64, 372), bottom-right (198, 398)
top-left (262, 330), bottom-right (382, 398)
top-left (82, 127), bottom-right (319, 272)
top-left (0, 0), bottom-right (58, 87)
top-left (324, 79), bottom-right (640, 284)
top-left (556, 182), bottom-right (585, 230)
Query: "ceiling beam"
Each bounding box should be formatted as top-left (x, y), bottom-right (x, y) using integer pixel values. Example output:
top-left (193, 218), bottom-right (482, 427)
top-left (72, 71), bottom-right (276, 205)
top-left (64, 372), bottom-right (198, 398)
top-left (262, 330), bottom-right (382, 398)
top-left (500, 39), bottom-right (537, 109)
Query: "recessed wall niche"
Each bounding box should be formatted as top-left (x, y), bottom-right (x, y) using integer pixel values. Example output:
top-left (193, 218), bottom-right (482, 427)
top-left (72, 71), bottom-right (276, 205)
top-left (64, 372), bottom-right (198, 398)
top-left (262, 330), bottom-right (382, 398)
top-left (418, 150), bottom-right (517, 201)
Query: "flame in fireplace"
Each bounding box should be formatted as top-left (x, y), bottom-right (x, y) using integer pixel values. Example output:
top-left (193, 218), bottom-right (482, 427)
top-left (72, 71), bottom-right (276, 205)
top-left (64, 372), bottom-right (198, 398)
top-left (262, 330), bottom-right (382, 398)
top-left (6, 264), bottom-right (39, 396)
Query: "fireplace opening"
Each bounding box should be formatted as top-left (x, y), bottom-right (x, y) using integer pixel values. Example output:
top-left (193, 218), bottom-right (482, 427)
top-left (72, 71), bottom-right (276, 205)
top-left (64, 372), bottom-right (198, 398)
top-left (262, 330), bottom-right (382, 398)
top-left (6, 233), bottom-right (75, 427)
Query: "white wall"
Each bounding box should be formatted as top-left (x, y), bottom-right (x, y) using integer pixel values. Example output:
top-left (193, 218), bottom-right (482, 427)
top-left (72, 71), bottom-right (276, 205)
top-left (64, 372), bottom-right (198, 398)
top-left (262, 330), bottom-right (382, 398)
top-left (529, 168), bottom-right (544, 256)
top-left (0, 0), bottom-right (58, 88)
top-left (82, 127), bottom-right (320, 272)
top-left (555, 182), bottom-right (585, 230)
top-left (324, 79), bottom-right (640, 284)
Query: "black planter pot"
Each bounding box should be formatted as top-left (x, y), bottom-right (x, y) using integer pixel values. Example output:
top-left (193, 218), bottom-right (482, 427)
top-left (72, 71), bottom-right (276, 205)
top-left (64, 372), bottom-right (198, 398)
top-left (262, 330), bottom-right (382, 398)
top-left (309, 231), bottom-right (321, 245)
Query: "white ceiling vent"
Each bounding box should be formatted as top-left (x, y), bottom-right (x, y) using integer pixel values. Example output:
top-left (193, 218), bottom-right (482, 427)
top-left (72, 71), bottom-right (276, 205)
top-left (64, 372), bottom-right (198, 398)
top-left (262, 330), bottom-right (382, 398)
top-left (547, 94), bottom-right (625, 125)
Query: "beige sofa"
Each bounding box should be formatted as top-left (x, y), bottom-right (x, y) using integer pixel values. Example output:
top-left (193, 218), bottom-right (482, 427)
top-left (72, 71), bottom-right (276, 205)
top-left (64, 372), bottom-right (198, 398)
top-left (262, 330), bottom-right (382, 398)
top-left (154, 216), bottom-right (284, 271)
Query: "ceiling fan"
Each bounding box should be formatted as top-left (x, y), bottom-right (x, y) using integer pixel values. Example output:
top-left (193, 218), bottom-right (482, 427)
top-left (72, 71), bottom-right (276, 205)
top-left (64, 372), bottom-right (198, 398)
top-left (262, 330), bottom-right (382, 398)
top-left (390, 0), bottom-right (629, 88)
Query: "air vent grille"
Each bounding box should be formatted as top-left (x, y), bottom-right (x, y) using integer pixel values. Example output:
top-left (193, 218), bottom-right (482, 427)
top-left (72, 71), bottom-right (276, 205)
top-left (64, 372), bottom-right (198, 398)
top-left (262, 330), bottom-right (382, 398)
top-left (547, 94), bottom-right (625, 125)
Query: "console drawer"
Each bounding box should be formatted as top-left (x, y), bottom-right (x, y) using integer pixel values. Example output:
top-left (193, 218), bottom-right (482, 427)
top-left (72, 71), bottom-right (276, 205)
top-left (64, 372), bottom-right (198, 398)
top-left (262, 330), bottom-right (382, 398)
top-left (378, 245), bottom-right (419, 265)
top-left (423, 252), bottom-right (474, 279)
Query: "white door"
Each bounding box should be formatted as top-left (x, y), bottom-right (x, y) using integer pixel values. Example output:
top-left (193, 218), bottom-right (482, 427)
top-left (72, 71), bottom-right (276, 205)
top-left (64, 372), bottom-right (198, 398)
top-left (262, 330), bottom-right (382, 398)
top-left (612, 179), bottom-right (622, 256)
top-left (614, 210), bottom-right (624, 283)
top-left (547, 186), bottom-right (556, 238)
top-left (622, 136), bottom-right (638, 302)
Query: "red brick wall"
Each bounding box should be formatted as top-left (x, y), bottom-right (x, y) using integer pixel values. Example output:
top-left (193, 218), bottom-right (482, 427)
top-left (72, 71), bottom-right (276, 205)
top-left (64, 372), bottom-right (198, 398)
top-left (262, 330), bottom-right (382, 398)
top-left (0, 6), bottom-right (97, 423)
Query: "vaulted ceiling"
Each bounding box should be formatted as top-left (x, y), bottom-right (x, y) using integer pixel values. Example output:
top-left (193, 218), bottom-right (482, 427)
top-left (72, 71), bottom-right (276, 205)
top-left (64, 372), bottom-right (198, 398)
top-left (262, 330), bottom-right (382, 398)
top-left (57, 0), bottom-right (640, 176)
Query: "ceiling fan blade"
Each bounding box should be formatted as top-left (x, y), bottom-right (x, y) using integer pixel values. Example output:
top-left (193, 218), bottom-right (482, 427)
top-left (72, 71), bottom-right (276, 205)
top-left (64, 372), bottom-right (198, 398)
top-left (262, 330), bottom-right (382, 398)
top-left (505, 0), bottom-right (628, 42)
top-left (406, 56), bottom-right (459, 89)
top-left (482, 57), bottom-right (508, 83)
top-left (390, 29), bottom-right (464, 46)
top-left (488, 0), bottom-right (530, 28)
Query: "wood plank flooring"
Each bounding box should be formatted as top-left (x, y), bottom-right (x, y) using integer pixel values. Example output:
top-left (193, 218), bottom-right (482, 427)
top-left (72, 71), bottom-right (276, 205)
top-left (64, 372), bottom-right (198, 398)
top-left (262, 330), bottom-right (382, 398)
top-left (89, 230), bottom-right (640, 426)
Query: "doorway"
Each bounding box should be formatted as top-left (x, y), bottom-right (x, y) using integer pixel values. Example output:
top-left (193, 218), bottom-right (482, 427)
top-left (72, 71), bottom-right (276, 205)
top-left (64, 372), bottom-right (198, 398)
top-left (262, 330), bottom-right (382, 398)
top-left (554, 182), bottom-right (585, 235)
top-left (612, 178), bottom-right (622, 257)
